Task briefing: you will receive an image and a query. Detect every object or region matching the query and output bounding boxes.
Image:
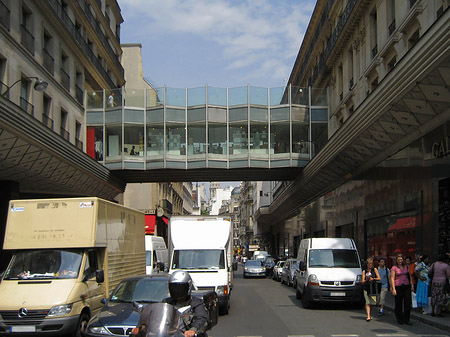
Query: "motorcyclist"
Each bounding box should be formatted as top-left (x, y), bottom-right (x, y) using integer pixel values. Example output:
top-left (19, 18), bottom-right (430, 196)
top-left (132, 271), bottom-right (209, 337)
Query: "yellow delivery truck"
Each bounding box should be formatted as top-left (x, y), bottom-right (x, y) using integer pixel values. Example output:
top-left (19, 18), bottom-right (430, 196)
top-left (0, 197), bottom-right (145, 336)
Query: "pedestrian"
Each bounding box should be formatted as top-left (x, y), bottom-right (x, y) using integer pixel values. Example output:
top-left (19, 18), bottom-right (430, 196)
top-left (429, 254), bottom-right (450, 317)
top-left (390, 254), bottom-right (414, 325)
top-left (363, 257), bottom-right (381, 321)
top-left (405, 256), bottom-right (417, 293)
top-left (376, 257), bottom-right (390, 315)
top-left (414, 254), bottom-right (430, 314)
top-left (108, 92), bottom-right (116, 107)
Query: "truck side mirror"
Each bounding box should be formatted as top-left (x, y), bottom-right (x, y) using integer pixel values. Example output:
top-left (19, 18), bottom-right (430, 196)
top-left (96, 269), bottom-right (105, 283)
top-left (299, 261), bottom-right (306, 271)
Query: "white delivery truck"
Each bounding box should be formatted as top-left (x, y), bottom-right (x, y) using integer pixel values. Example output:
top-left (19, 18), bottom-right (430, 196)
top-left (145, 235), bottom-right (168, 274)
top-left (168, 216), bottom-right (236, 315)
top-left (0, 198), bottom-right (145, 336)
top-left (295, 238), bottom-right (363, 308)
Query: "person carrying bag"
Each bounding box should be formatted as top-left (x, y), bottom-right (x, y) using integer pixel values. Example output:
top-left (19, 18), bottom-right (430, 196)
top-left (363, 258), bottom-right (381, 321)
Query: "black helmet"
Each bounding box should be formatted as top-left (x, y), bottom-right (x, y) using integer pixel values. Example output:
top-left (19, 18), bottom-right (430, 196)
top-left (168, 271), bottom-right (193, 301)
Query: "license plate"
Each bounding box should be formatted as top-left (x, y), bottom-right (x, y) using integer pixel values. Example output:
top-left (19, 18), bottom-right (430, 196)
top-left (11, 326), bottom-right (36, 332)
top-left (330, 292), bottom-right (345, 297)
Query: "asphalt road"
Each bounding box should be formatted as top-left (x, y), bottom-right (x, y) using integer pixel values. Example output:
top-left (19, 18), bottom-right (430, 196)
top-left (208, 265), bottom-right (449, 337)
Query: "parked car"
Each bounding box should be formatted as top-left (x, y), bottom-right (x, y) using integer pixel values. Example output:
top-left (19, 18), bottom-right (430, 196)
top-left (281, 258), bottom-right (298, 287)
top-left (273, 260), bottom-right (285, 281)
top-left (86, 274), bottom-right (218, 337)
top-left (243, 260), bottom-right (266, 278)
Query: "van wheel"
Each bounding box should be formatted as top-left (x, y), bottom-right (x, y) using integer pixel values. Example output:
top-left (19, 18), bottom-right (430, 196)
top-left (296, 286), bottom-right (301, 299)
top-left (73, 312), bottom-right (89, 337)
top-left (302, 288), bottom-right (312, 309)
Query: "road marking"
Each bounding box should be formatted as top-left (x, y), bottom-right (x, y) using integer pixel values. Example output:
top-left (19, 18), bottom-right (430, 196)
top-left (331, 335), bottom-right (360, 337)
top-left (376, 335), bottom-right (409, 337)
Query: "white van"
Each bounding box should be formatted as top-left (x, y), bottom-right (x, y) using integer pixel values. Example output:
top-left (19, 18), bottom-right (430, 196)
top-left (295, 238), bottom-right (363, 308)
top-left (145, 236), bottom-right (168, 274)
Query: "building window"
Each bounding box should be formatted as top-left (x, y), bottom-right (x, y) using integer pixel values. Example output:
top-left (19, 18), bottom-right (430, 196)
top-left (61, 52), bottom-right (70, 91)
top-left (20, 77), bottom-right (33, 115)
top-left (43, 30), bottom-right (54, 74)
top-left (348, 48), bottom-right (353, 89)
top-left (75, 121), bottom-right (82, 150)
top-left (370, 9), bottom-right (377, 58)
top-left (43, 94), bottom-right (53, 129)
top-left (387, 0), bottom-right (395, 36)
top-left (60, 108), bottom-right (69, 141)
top-left (21, 6), bottom-right (34, 54)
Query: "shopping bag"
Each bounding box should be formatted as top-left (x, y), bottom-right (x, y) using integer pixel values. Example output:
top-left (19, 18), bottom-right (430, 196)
top-left (411, 292), bottom-right (417, 308)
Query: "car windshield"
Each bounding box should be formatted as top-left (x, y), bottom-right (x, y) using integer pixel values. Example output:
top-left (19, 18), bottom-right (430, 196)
top-left (4, 249), bottom-right (83, 280)
top-left (110, 277), bottom-right (170, 303)
top-left (172, 249), bottom-right (225, 269)
top-left (309, 249), bottom-right (360, 268)
top-left (246, 260), bottom-right (263, 267)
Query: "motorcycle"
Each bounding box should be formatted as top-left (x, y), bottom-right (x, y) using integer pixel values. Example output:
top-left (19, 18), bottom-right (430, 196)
top-left (131, 302), bottom-right (202, 337)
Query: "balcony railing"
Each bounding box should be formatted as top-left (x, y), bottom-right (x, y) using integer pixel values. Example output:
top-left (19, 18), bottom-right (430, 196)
top-left (76, 0), bottom-right (124, 77)
top-left (20, 24), bottom-right (35, 54)
top-left (20, 97), bottom-right (34, 116)
top-left (43, 114), bottom-right (54, 129)
top-left (76, 85), bottom-right (83, 105)
top-left (0, 0), bottom-right (10, 30)
top-left (0, 80), bottom-right (8, 98)
top-left (45, 0), bottom-right (117, 89)
top-left (388, 20), bottom-right (396, 36)
top-left (43, 49), bottom-right (54, 74)
top-left (60, 127), bottom-right (70, 141)
top-left (75, 138), bottom-right (83, 150)
top-left (61, 68), bottom-right (70, 91)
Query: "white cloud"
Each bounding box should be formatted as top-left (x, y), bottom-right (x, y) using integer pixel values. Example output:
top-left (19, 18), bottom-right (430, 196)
top-left (119, 0), bottom-right (315, 86)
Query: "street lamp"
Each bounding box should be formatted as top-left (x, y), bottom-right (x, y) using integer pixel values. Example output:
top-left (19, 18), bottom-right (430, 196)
top-left (1, 77), bottom-right (48, 97)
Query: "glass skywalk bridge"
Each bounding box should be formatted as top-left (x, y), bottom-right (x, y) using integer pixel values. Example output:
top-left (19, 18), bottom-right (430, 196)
top-left (85, 85), bottom-right (328, 179)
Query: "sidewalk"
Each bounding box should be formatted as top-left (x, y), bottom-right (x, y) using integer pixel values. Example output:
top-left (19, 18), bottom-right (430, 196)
top-left (383, 292), bottom-right (450, 332)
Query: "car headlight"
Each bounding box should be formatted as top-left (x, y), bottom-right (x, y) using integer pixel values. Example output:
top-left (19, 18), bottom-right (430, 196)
top-left (307, 274), bottom-right (319, 286)
top-left (244, 267), bottom-right (248, 270)
top-left (47, 304), bottom-right (73, 317)
top-left (356, 274), bottom-right (362, 284)
top-left (88, 326), bottom-right (110, 335)
top-left (216, 285), bottom-right (228, 296)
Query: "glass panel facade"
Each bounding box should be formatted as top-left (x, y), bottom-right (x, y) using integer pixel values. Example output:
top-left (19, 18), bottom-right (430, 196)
top-left (187, 123), bottom-right (206, 157)
top-left (208, 87), bottom-right (227, 106)
top-left (229, 123), bottom-right (248, 157)
top-left (292, 86), bottom-right (309, 105)
top-left (229, 87), bottom-right (247, 106)
top-left (105, 125), bottom-right (122, 161)
top-left (188, 87), bottom-right (206, 106)
top-left (209, 123), bottom-right (227, 158)
top-left (85, 85), bottom-right (328, 169)
top-left (124, 124), bottom-right (144, 158)
top-left (147, 124), bottom-right (164, 157)
top-left (87, 90), bottom-right (103, 109)
top-left (125, 88), bottom-right (144, 107)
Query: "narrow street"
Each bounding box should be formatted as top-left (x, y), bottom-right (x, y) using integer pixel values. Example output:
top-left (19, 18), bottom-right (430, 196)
top-left (209, 266), bottom-right (450, 337)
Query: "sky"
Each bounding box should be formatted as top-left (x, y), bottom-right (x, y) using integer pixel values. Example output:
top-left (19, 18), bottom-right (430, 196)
top-left (118, 0), bottom-right (316, 89)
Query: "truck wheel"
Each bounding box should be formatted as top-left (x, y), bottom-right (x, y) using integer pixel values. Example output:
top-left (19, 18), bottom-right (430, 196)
top-left (73, 312), bottom-right (89, 337)
top-left (219, 299), bottom-right (229, 315)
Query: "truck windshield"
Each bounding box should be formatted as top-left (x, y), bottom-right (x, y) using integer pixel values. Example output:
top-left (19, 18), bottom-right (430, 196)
top-left (4, 249), bottom-right (83, 280)
top-left (308, 249), bottom-right (360, 268)
top-left (172, 249), bottom-right (225, 270)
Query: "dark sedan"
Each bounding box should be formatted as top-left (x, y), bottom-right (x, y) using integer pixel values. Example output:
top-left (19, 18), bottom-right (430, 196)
top-left (86, 274), bottom-right (170, 336)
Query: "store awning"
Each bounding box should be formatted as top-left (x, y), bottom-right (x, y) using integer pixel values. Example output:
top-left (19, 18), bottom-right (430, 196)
top-left (145, 214), bottom-right (156, 235)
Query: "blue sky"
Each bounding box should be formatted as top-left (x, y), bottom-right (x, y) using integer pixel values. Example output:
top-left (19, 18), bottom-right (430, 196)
top-left (118, 0), bottom-right (316, 89)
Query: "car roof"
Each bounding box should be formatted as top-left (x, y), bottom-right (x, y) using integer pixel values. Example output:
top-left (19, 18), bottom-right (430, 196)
top-left (120, 274), bottom-right (169, 282)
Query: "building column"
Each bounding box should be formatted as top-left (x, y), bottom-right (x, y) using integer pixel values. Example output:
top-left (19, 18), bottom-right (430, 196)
top-left (0, 181), bottom-right (20, 271)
